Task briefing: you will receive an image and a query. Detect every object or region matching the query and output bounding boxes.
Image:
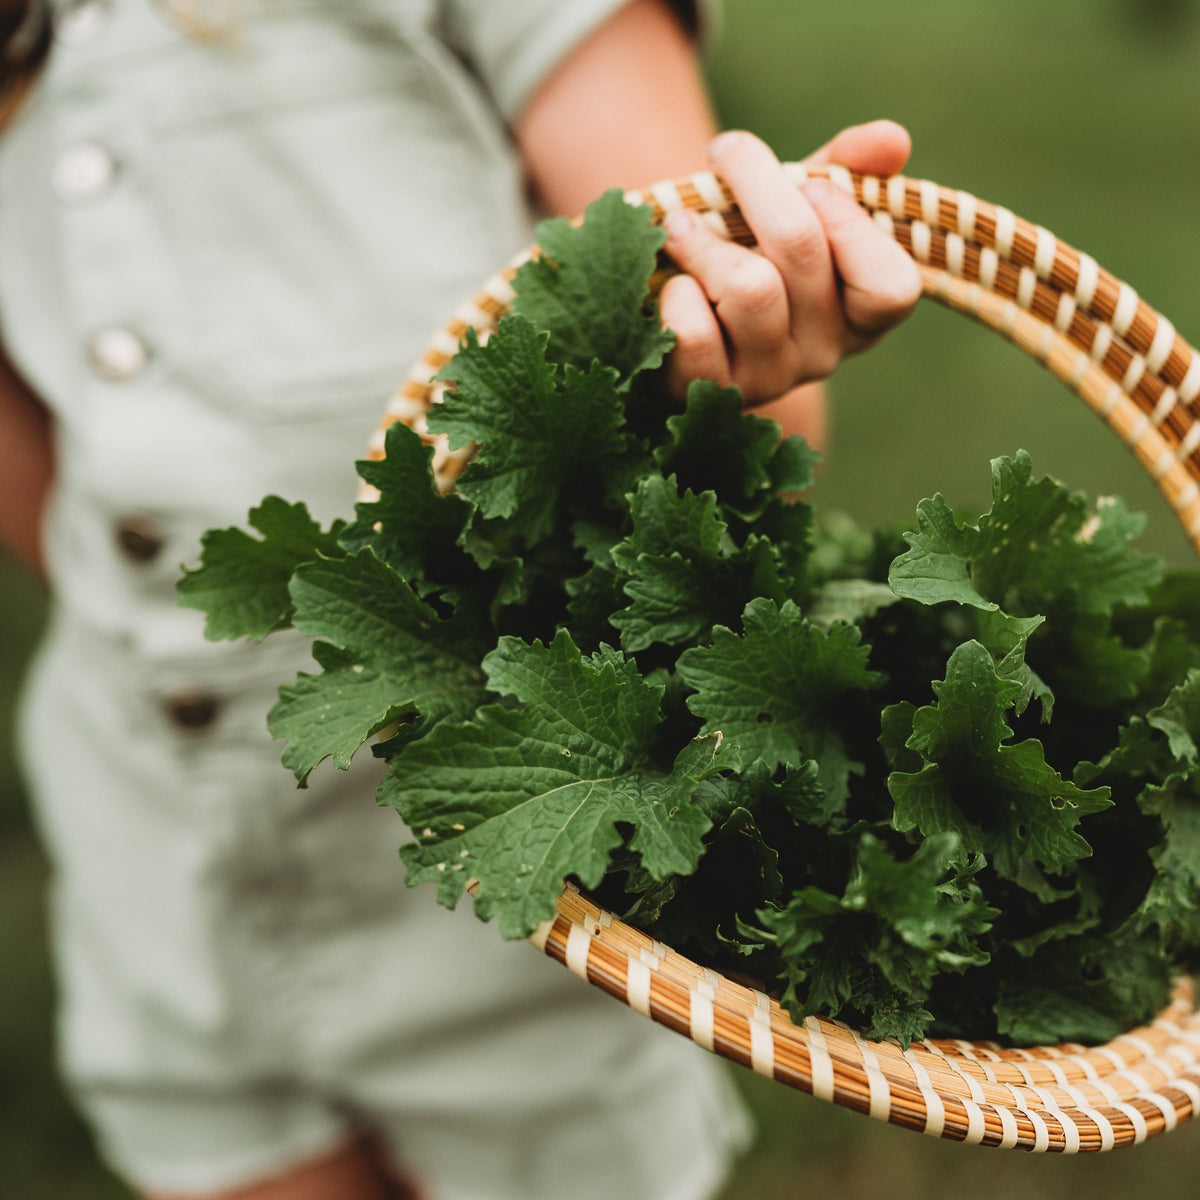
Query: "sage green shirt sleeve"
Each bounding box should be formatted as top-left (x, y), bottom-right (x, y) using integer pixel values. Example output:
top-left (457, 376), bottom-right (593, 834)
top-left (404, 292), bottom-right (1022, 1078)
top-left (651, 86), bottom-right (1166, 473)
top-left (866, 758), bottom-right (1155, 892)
top-left (438, 0), bottom-right (713, 124)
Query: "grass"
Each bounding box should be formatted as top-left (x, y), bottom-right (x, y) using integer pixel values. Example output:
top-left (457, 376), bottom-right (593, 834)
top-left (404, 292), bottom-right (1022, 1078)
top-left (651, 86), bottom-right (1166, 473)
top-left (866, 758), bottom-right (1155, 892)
top-left (5, 0), bottom-right (1200, 1193)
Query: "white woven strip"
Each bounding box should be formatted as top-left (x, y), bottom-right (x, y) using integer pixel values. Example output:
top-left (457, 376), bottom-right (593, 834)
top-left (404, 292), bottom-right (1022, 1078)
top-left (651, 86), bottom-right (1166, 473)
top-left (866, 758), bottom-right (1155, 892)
top-left (992, 206), bottom-right (1016, 257)
top-left (650, 179), bottom-right (685, 214)
top-left (1027, 1108), bottom-right (1051, 1152)
top-left (1083, 1077), bottom-right (1125, 1107)
top-left (804, 1017), bottom-right (836, 1102)
top-left (901, 1051), bottom-right (946, 1138)
top-left (1122, 354), bottom-right (1147, 394)
top-left (1100, 380), bottom-right (1123, 417)
top-left (1075, 253), bottom-right (1100, 308)
top-left (1066, 347), bottom-right (1091, 389)
top-left (1176, 422), bottom-right (1200, 461)
top-left (978, 246), bottom-right (999, 292)
top-left (1147, 316), bottom-right (1177, 373)
top-left (749, 1013), bottom-right (776, 1078)
top-left (408, 359), bottom-right (440, 387)
top-left (1034, 226), bottom-right (1057, 278)
top-left (690, 170), bottom-right (727, 211)
top-left (700, 210), bottom-right (731, 237)
top-left (1144, 1091), bottom-right (1180, 1134)
top-left (1177, 1077), bottom-right (1200, 1110)
top-left (1112, 283), bottom-right (1139, 337)
top-left (887, 174), bottom-right (907, 219)
top-left (1055, 292), bottom-right (1077, 333)
top-left (1112, 1067), bottom-right (1153, 1096)
top-left (1154, 386), bottom-right (1179, 426)
top-left (626, 957), bottom-right (652, 1018)
top-left (1016, 266), bottom-right (1036, 309)
top-left (919, 179), bottom-right (940, 226)
top-left (1040, 1059), bottom-right (1070, 1089)
top-left (1120, 1034), bottom-right (1160, 1059)
top-left (1113, 1102), bottom-right (1150, 1145)
top-left (1176, 479), bottom-right (1200, 515)
top-left (1084, 1108), bottom-right (1117, 1152)
top-left (1153, 446), bottom-right (1177, 480)
top-left (874, 210), bottom-right (895, 237)
top-left (565, 924), bottom-right (591, 981)
top-left (945, 231), bottom-right (966, 276)
top-left (482, 269), bottom-right (517, 307)
top-left (688, 987), bottom-right (715, 1050)
top-left (430, 327), bottom-right (463, 359)
top-left (853, 1034), bottom-right (892, 1122)
top-left (910, 220), bottom-right (932, 264)
top-left (1060, 1112), bottom-right (1082, 1154)
top-left (1090, 322), bottom-right (1114, 363)
top-left (996, 1104), bottom-right (1020, 1150)
top-left (1179, 353), bottom-right (1200, 404)
top-left (956, 189), bottom-right (978, 240)
top-left (528, 918), bottom-right (555, 953)
top-left (860, 174), bottom-right (881, 207)
top-left (827, 163), bottom-right (854, 195)
top-left (960, 1099), bottom-right (987, 1146)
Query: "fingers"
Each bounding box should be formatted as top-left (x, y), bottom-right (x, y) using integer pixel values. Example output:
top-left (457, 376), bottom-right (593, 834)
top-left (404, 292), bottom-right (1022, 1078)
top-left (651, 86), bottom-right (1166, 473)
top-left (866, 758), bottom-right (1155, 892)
top-left (706, 131), bottom-right (843, 355)
top-left (659, 126), bottom-right (920, 403)
top-left (803, 179), bottom-right (922, 343)
top-left (658, 267), bottom-right (732, 394)
top-left (802, 118), bottom-right (912, 177)
top-left (662, 207), bottom-right (796, 399)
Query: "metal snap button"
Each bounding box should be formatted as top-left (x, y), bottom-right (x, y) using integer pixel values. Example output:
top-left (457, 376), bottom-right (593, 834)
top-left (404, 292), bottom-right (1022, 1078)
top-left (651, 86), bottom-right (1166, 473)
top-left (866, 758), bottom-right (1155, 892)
top-left (88, 326), bottom-right (149, 381)
top-left (114, 515), bottom-right (165, 564)
top-left (52, 141), bottom-right (117, 204)
top-left (55, 0), bottom-right (110, 47)
top-left (163, 692), bottom-right (221, 731)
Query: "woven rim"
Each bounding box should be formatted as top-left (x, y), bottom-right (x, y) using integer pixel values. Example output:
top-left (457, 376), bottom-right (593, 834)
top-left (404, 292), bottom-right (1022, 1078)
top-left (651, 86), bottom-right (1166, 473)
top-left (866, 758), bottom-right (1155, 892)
top-left (368, 167), bottom-right (1200, 1151)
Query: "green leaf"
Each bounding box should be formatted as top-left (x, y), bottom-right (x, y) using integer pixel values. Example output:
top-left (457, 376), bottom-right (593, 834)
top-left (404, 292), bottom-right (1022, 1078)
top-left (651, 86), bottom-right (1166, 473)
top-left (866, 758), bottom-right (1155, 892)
top-left (340, 422), bottom-right (473, 585)
top-left (177, 497), bottom-right (344, 641)
top-left (430, 316), bottom-right (627, 543)
top-left (609, 476), bottom-right (725, 571)
top-left (511, 189), bottom-right (674, 384)
top-left (888, 640), bottom-right (1112, 881)
top-left (384, 631), bottom-right (722, 938)
top-left (806, 579), bottom-right (901, 631)
top-left (1147, 668), bottom-right (1200, 761)
top-left (677, 597), bottom-right (879, 801)
top-left (995, 937), bottom-right (1173, 1045)
top-left (269, 550), bottom-right (488, 782)
top-left (749, 831), bottom-right (994, 1046)
top-left (655, 380), bottom-right (786, 515)
top-left (889, 452), bottom-right (1162, 617)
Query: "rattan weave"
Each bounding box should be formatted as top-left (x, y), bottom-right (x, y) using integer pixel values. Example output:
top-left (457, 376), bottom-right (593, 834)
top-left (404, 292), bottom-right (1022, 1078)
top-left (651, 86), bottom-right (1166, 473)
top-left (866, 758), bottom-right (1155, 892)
top-left (367, 166), bottom-right (1200, 1151)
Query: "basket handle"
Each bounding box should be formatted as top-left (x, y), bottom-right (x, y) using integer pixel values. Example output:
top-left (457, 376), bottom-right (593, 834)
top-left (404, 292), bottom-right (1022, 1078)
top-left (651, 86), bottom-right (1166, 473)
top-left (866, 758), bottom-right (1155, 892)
top-left (366, 165), bottom-right (1200, 558)
top-left (369, 168), bottom-right (1200, 1151)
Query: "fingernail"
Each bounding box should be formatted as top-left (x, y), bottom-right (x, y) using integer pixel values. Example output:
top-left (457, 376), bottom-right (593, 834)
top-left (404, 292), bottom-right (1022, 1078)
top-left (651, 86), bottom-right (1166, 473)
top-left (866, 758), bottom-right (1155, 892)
top-left (708, 130), bottom-right (746, 160)
top-left (664, 209), bottom-right (697, 242)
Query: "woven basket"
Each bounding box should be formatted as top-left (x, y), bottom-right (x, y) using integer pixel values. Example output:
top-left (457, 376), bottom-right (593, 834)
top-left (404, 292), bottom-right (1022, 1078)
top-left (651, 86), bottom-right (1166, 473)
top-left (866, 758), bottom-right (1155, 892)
top-left (366, 165), bottom-right (1200, 1152)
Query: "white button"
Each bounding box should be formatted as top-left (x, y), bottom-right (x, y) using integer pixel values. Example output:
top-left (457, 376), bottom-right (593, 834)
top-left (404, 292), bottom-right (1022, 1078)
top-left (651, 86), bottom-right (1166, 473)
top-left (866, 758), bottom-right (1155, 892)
top-left (52, 142), bottom-right (117, 204)
top-left (56, 0), bottom-right (110, 47)
top-left (89, 327), bottom-right (149, 381)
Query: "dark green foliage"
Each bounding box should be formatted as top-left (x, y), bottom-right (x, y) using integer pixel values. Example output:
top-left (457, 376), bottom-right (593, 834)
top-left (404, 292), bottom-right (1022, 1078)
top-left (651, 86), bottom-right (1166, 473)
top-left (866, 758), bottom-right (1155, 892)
top-left (178, 190), bottom-right (1200, 1047)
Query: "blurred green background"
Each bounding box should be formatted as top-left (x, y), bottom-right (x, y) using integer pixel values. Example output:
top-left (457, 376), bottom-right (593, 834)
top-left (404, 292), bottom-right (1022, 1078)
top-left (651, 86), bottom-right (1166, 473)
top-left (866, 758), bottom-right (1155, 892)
top-left (5, 0), bottom-right (1200, 1195)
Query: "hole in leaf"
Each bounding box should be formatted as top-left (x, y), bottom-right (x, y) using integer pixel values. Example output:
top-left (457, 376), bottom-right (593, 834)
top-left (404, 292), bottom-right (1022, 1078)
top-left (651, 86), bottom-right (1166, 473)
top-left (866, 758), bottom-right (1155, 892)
top-left (756, 712), bottom-right (774, 725)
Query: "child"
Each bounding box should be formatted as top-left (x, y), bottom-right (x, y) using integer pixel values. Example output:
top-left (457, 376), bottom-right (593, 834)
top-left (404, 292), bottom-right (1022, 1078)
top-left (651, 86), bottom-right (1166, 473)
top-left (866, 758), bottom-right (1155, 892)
top-left (0, 2), bottom-right (919, 1197)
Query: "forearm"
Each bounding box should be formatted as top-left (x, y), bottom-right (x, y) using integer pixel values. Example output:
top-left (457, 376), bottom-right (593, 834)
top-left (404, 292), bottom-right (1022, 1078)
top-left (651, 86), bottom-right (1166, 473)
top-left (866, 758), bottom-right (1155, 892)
top-left (513, 0), bottom-right (828, 448)
top-left (0, 341), bottom-right (53, 578)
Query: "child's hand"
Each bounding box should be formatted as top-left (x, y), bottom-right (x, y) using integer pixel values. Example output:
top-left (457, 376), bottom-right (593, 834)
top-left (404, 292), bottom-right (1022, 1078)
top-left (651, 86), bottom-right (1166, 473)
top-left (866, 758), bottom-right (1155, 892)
top-left (660, 121), bottom-right (921, 404)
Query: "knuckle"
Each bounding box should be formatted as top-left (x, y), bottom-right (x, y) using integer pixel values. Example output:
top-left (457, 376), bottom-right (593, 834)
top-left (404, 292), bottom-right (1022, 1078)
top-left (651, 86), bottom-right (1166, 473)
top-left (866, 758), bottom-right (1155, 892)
top-left (719, 255), bottom-right (784, 313)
